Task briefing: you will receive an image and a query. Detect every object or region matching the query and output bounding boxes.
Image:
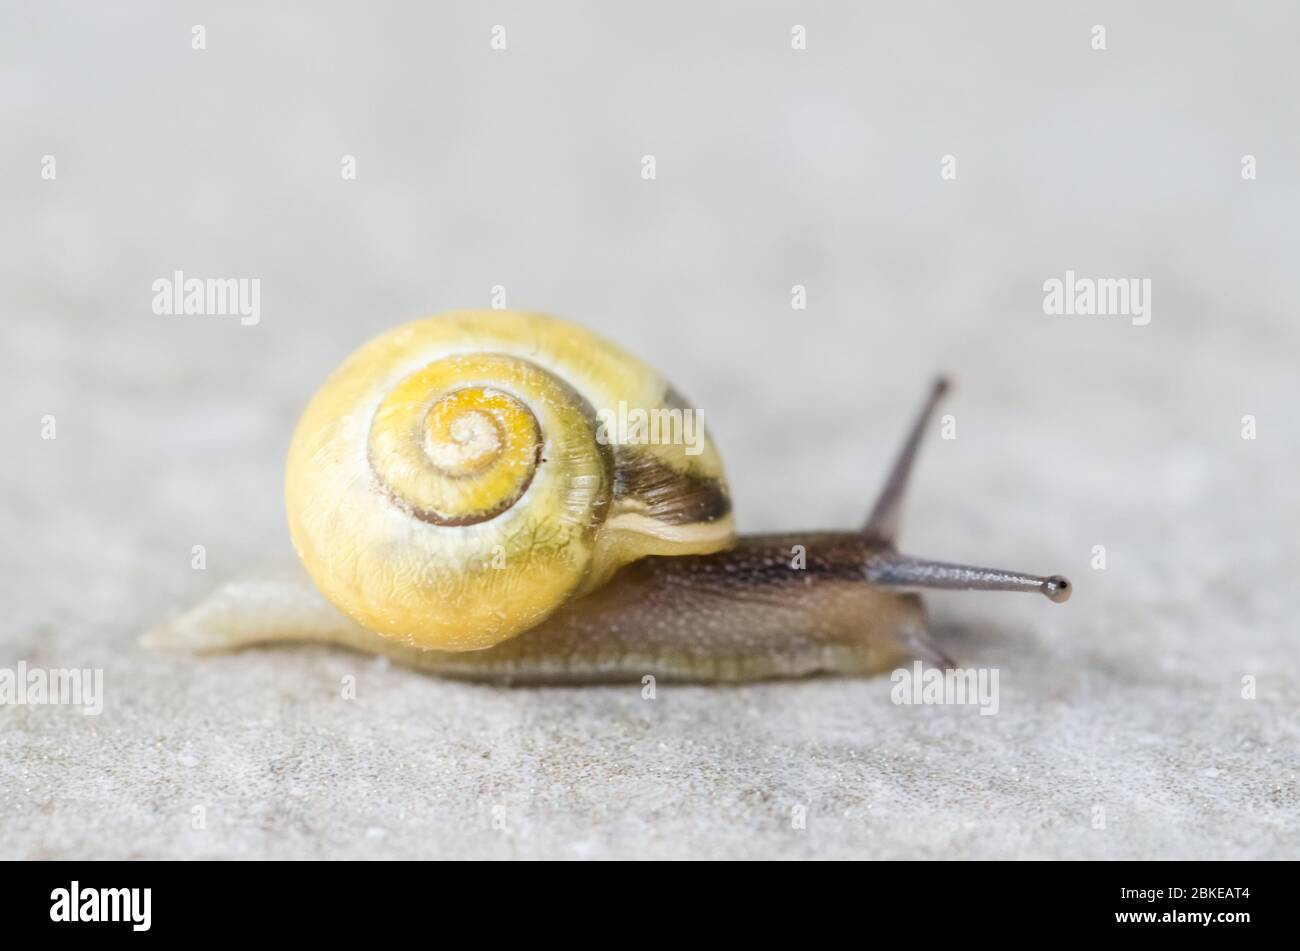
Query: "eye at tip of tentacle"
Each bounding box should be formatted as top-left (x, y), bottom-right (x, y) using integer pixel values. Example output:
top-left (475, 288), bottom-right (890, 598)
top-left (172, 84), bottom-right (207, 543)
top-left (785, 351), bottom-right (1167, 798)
top-left (1042, 575), bottom-right (1072, 603)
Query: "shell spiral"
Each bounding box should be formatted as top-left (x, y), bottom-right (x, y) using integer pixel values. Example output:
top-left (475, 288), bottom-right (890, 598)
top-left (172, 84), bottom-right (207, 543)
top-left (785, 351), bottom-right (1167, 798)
top-left (285, 311), bottom-right (734, 651)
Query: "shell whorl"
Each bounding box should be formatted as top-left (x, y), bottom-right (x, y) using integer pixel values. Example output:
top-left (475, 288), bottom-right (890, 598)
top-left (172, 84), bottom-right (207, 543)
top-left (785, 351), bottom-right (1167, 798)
top-left (369, 355), bottom-right (575, 527)
top-left (286, 311), bottom-right (734, 651)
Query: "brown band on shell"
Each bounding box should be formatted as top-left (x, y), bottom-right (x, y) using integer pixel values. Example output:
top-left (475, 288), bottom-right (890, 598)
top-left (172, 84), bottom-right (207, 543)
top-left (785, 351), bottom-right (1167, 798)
top-left (611, 448), bottom-right (732, 525)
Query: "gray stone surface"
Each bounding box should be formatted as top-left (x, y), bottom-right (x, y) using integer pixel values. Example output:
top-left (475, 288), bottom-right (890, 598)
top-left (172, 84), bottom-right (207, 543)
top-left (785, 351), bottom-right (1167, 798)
top-left (2, 1), bottom-right (1297, 859)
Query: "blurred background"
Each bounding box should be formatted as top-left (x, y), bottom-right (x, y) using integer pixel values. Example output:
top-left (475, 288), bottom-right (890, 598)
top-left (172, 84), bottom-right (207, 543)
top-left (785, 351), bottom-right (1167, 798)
top-left (1, 1), bottom-right (1296, 859)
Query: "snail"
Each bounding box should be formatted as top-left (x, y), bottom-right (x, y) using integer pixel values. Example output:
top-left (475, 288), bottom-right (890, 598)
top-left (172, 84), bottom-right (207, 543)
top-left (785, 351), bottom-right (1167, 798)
top-left (146, 310), bottom-right (1071, 683)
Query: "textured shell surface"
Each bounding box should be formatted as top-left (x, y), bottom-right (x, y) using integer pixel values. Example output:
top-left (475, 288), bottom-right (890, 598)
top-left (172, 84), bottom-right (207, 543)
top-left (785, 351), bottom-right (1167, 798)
top-left (285, 310), bottom-right (734, 651)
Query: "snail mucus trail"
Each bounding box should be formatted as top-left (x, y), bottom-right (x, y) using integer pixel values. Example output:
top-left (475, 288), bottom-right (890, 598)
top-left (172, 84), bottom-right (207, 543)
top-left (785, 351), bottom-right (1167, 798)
top-left (145, 311), bottom-right (1070, 683)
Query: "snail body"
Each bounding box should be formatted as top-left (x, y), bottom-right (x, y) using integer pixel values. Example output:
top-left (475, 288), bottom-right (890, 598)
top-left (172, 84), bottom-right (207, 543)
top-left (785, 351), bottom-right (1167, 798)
top-left (148, 311), bottom-right (1070, 683)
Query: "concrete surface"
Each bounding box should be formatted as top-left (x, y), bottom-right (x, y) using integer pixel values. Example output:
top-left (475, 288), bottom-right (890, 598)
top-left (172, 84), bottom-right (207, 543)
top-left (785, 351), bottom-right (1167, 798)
top-left (1, 1), bottom-right (1297, 859)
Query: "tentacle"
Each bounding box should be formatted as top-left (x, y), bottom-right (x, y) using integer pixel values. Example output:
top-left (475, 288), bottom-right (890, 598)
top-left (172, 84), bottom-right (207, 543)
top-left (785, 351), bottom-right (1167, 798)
top-left (865, 553), bottom-right (1072, 603)
top-left (864, 376), bottom-right (950, 541)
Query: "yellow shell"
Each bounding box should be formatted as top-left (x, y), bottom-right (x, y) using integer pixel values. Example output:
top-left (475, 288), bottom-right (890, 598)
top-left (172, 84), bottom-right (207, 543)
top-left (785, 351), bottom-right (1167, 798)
top-left (285, 311), bottom-right (734, 651)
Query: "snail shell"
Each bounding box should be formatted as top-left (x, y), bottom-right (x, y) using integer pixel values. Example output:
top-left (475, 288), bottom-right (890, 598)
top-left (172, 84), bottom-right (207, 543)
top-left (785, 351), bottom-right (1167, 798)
top-left (285, 310), bottom-right (733, 651)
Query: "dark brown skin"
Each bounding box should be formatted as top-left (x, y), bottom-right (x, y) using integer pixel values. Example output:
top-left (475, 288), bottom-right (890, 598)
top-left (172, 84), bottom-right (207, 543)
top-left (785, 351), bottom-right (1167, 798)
top-left (385, 532), bottom-right (932, 683)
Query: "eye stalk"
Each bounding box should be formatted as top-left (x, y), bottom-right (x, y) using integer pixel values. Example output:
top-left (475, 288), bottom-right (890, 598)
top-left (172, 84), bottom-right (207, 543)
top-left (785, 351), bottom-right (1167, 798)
top-left (864, 375), bottom-right (950, 542)
top-left (865, 556), bottom-right (1073, 603)
top-left (861, 376), bottom-right (1072, 605)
